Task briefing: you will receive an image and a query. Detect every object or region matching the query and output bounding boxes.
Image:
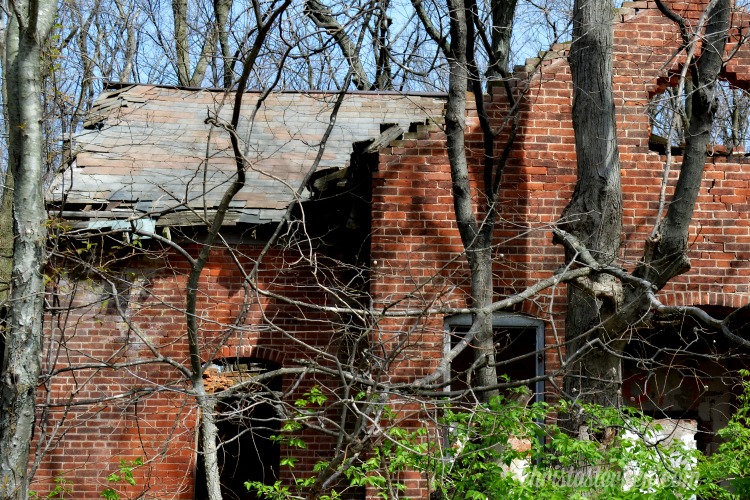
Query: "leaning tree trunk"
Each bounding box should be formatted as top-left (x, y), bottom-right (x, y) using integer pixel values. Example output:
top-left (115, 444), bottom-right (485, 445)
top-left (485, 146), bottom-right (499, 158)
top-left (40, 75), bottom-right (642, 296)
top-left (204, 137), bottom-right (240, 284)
top-left (0, 0), bottom-right (56, 497)
top-left (306, 0), bottom-right (373, 90)
top-left (634, 0), bottom-right (730, 290)
top-left (560, 0), bottom-right (623, 429)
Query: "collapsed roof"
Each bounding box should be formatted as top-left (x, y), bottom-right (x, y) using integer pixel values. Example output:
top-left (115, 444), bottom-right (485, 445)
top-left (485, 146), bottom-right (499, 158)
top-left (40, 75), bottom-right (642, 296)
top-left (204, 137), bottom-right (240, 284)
top-left (49, 84), bottom-right (446, 228)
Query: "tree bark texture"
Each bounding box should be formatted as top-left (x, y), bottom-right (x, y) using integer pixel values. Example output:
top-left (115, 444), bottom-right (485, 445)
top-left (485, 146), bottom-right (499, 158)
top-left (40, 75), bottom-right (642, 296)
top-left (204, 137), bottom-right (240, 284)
top-left (444, 0), bottom-right (498, 402)
top-left (214, 0), bottom-right (233, 88)
top-left (373, 0), bottom-right (393, 90)
top-left (561, 0), bottom-right (731, 430)
top-left (197, 393), bottom-right (222, 500)
top-left (172, 0), bottom-right (218, 87)
top-left (634, 0), bottom-right (730, 290)
top-left (0, 12), bottom-right (11, 311)
top-left (172, 0), bottom-right (190, 86)
top-left (0, 0), bottom-right (56, 496)
top-left (489, 0), bottom-right (517, 76)
top-left (561, 0), bottom-right (624, 420)
top-left (0, 170), bottom-right (13, 307)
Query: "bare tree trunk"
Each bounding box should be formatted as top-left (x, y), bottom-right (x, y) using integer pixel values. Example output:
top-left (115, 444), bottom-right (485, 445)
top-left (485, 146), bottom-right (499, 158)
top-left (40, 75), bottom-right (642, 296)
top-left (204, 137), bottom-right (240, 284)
top-left (419, 0), bottom-right (524, 403)
top-left (197, 393), bottom-right (222, 500)
top-left (73, 0), bottom-right (100, 128)
top-left (468, 252), bottom-right (498, 400)
top-left (183, 4), bottom-right (291, 498)
top-left (0, 170), bottom-right (12, 308)
top-left (444, 0), bottom-right (498, 402)
top-left (0, 8), bottom-right (10, 311)
top-left (214, 0), bottom-right (233, 88)
top-left (172, 0), bottom-right (190, 86)
top-left (560, 0), bottom-right (623, 426)
top-left (560, 0), bottom-right (731, 432)
top-left (489, 0), bottom-right (517, 76)
top-left (373, 0), bottom-right (393, 90)
top-left (0, 169), bottom-right (12, 381)
top-left (0, 0), bottom-right (56, 496)
top-left (115, 0), bottom-right (137, 82)
top-left (189, 25), bottom-right (218, 87)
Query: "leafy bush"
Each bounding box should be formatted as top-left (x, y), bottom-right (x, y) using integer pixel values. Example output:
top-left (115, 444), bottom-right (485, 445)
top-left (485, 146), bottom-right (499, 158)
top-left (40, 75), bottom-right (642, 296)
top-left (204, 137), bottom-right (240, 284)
top-left (249, 380), bottom-right (750, 499)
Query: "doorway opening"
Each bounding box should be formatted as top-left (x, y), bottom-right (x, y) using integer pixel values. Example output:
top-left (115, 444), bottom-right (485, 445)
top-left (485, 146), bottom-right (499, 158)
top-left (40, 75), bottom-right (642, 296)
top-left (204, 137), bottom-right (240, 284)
top-left (195, 359), bottom-right (282, 500)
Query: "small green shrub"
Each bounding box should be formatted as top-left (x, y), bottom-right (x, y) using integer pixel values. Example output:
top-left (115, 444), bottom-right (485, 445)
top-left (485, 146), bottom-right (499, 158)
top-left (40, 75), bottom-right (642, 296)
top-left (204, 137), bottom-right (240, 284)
top-left (100, 457), bottom-right (143, 500)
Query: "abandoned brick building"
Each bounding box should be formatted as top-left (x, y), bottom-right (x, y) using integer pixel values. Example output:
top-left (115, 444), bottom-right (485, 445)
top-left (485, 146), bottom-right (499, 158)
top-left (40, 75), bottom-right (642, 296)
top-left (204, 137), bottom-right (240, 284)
top-left (40, 1), bottom-right (750, 498)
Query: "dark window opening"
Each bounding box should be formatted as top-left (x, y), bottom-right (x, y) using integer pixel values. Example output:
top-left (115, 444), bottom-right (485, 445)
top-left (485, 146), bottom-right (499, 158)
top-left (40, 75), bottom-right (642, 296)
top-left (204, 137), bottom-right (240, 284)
top-left (445, 314), bottom-right (545, 404)
top-left (195, 359), bottom-right (282, 500)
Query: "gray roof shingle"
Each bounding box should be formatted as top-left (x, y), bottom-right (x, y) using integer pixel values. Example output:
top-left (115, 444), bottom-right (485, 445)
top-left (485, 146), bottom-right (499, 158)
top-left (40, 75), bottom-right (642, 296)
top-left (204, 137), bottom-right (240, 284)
top-left (50, 84), bottom-right (446, 225)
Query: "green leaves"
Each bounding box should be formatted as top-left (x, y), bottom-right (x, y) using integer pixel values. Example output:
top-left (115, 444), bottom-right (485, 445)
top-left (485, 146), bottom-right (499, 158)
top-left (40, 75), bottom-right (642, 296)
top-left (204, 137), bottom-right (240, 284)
top-left (100, 457), bottom-right (143, 500)
top-left (695, 374), bottom-right (750, 499)
top-left (244, 480), bottom-right (291, 500)
top-left (32, 458), bottom-right (143, 500)
top-left (247, 379), bottom-right (750, 499)
top-left (34, 475), bottom-right (73, 500)
top-left (295, 386), bottom-right (328, 409)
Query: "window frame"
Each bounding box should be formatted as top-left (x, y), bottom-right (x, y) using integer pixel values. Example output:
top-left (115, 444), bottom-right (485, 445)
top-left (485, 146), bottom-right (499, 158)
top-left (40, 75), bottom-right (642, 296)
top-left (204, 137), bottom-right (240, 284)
top-left (443, 313), bottom-right (545, 403)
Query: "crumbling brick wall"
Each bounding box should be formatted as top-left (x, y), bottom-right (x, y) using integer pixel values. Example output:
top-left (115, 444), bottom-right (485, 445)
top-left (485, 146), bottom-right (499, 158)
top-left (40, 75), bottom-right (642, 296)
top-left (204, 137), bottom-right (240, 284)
top-left (36, 244), bottom-right (345, 499)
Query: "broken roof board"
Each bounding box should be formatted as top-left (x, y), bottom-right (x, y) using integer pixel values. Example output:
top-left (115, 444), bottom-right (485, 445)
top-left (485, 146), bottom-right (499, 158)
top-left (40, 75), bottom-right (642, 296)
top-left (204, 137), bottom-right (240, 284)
top-left (51, 84), bottom-right (447, 223)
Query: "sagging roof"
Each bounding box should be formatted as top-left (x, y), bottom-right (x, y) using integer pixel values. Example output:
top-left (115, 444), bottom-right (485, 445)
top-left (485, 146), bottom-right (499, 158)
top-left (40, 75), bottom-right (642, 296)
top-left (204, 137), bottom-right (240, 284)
top-left (49, 84), bottom-right (446, 227)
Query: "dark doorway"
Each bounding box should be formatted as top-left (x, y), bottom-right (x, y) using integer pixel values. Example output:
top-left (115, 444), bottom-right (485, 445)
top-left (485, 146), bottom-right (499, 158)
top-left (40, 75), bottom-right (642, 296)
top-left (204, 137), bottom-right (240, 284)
top-left (623, 309), bottom-right (750, 454)
top-left (195, 359), bottom-right (282, 500)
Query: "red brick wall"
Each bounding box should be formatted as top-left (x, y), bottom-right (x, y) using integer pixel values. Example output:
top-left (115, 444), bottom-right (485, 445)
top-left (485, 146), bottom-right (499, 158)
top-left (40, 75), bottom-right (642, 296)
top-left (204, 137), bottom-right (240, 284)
top-left (370, 0), bottom-right (750, 384)
top-left (36, 244), bottom-right (343, 498)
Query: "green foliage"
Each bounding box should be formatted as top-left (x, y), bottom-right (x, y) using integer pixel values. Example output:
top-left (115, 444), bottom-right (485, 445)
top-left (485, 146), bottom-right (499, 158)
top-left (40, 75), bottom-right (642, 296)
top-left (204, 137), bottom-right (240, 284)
top-left (31, 475), bottom-right (73, 500)
top-left (421, 394), bottom-right (703, 500)
top-left (247, 382), bottom-right (750, 499)
top-left (334, 425), bottom-right (427, 499)
top-left (100, 457), bottom-right (143, 500)
top-left (31, 458), bottom-right (143, 500)
top-left (244, 480), bottom-right (292, 500)
top-left (295, 386), bottom-right (328, 408)
top-left (695, 371), bottom-right (750, 499)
